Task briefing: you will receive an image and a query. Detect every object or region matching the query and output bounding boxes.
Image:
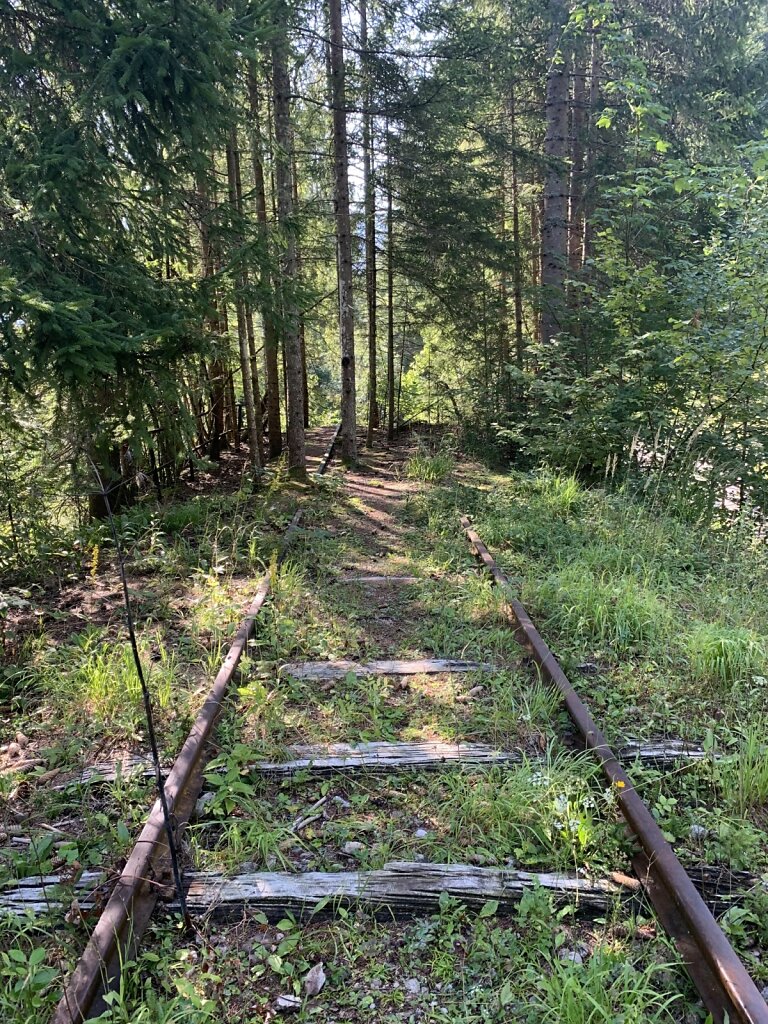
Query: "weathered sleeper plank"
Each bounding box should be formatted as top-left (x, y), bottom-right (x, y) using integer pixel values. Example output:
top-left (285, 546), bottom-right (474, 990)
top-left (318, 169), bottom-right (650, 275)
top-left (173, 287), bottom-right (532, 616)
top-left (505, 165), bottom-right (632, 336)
top-left (58, 739), bottom-right (714, 789)
top-left (1, 871), bottom-right (104, 915)
top-left (185, 862), bottom-right (622, 918)
top-left (618, 740), bottom-right (713, 767)
top-left (278, 659), bottom-right (491, 680)
top-left (256, 740), bottom-right (521, 776)
top-left (2, 863), bottom-right (758, 919)
top-left (339, 575), bottom-right (420, 584)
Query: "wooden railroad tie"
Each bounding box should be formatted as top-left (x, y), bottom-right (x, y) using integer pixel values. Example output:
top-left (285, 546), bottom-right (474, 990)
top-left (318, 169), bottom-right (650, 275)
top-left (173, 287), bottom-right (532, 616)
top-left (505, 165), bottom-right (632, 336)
top-left (3, 862), bottom-right (759, 921)
top-left (277, 658), bottom-right (492, 680)
top-left (55, 738), bottom-right (715, 790)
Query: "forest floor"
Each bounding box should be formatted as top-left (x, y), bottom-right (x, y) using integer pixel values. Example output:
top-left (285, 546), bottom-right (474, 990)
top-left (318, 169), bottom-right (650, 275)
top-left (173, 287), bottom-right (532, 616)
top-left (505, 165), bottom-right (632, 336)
top-left (1, 428), bottom-right (767, 1022)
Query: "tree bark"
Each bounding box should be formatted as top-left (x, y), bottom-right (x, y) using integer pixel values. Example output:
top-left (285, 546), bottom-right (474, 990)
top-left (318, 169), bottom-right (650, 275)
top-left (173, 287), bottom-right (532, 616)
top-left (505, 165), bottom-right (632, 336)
top-left (509, 80), bottom-right (525, 377)
top-left (361, 0), bottom-right (378, 447)
top-left (196, 172), bottom-right (226, 460)
top-left (248, 67), bottom-right (283, 458)
top-left (328, 0), bottom-right (357, 463)
top-left (386, 125), bottom-right (395, 444)
top-left (292, 148), bottom-right (311, 428)
top-left (540, 0), bottom-right (570, 345)
top-left (272, 25), bottom-right (307, 477)
top-left (569, 41), bottom-right (587, 274)
top-left (226, 130), bottom-right (262, 475)
top-left (582, 25), bottom-right (602, 265)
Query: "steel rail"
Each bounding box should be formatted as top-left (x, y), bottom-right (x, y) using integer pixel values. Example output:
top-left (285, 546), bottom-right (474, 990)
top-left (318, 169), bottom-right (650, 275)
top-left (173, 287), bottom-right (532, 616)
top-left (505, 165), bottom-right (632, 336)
top-left (461, 516), bottom-right (768, 1024)
top-left (54, 430), bottom-right (340, 1024)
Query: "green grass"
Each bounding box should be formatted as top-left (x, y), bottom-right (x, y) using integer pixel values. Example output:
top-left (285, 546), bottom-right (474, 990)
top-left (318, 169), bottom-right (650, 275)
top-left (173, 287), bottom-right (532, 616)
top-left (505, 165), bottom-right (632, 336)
top-left (685, 623), bottom-right (766, 686)
top-left (4, 437), bottom-right (767, 1022)
top-left (405, 451), bottom-right (455, 483)
top-left (527, 567), bottom-right (671, 655)
top-left (530, 947), bottom-right (682, 1023)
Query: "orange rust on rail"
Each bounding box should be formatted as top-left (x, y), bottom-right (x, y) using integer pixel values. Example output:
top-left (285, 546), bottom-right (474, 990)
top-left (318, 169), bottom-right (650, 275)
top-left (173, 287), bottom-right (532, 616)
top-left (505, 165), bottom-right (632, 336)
top-left (461, 515), bottom-right (768, 1024)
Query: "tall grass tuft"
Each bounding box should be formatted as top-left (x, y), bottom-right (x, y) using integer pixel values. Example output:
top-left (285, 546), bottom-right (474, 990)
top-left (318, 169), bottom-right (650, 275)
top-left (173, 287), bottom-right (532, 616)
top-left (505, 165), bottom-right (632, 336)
top-left (717, 726), bottom-right (768, 815)
top-left (45, 629), bottom-right (176, 725)
top-left (528, 566), bottom-right (671, 655)
top-left (530, 948), bottom-right (681, 1023)
top-left (405, 451), bottom-right (454, 483)
top-left (685, 623), bottom-right (765, 685)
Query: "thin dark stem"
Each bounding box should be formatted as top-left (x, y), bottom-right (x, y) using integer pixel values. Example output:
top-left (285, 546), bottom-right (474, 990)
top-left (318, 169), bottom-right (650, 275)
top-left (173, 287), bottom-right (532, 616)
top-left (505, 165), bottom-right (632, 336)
top-left (88, 457), bottom-right (189, 924)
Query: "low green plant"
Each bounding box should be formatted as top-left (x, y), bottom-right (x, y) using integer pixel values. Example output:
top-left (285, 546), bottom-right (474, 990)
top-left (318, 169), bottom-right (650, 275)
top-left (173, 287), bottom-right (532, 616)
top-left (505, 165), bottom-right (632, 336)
top-left (433, 749), bottom-right (623, 871)
top-left (685, 623), bottom-right (765, 685)
top-left (535, 472), bottom-right (583, 519)
top-left (715, 725), bottom-right (768, 815)
top-left (529, 947), bottom-right (682, 1023)
top-left (405, 451), bottom-right (454, 483)
top-left (528, 566), bottom-right (671, 655)
top-left (0, 946), bottom-right (59, 1021)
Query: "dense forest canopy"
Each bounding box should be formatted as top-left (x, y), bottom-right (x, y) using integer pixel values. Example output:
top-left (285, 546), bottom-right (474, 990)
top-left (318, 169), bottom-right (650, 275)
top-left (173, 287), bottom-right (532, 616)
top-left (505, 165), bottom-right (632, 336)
top-left (2, 0), bottom-right (768, 554)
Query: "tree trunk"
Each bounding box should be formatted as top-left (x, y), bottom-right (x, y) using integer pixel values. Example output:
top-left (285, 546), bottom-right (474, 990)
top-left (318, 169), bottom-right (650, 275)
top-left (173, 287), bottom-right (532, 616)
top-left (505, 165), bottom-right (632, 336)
top-left (361, 0), bottom-right (378, 447)
top-left (540, 0), bottom-right (570, 345)
top-left (197, 173), bottom-right (226, 460)
top-left (386, 127), bottom-right (395, 444)
top-left (272, 26), bottom-right (307, 477)
top-left (569, 42), bottom-right (587, 274)
top-left (509, 81), bottom-right (525, 377)
top-left (248, 67), bottom-right (283, 459)
top-left (498, 176), bottom-right (510, 412)
top-left (582, 25), bottom-right (602, 265)
top-left (226, 130), bottom-right (262, 475)
top-left (328, 0), bottom-right (357, 464)
top-left (292, 149), bottom-right (311, 429)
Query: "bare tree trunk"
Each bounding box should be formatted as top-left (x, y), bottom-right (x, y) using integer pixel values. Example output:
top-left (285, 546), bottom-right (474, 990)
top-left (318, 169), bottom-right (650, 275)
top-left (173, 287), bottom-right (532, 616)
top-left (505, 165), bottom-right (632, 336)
top-left (498, 176), bottom-right (510, 412)
top-left (509, 80), bottom-right (525, 377)
top-left (540, 0), bottom-right (570, 345)
top-left (328, 0), bottom-right (357, 463)
top-left (197, 172), bottom-right (226, 460)
top-left (272, 25), bottom-right (307, 477)
top-left (292, 149), bottom-right (311, 429)
top-left (226, 130), bottom-right (262, 475)
top-left (361, 0), bottom-right (378, 447)
top-left (248, 66), bottom-right (282, 458)
top-left (232, 127), bottom-right (265, 462)
top-left (569, 42), bottom-right (587, 274)
top-left (386, 124), bottom-right (395, 444)
top-left (227, 367), bottom-right (239, 449)
top-left (582, 25), bottom-right (602, 265)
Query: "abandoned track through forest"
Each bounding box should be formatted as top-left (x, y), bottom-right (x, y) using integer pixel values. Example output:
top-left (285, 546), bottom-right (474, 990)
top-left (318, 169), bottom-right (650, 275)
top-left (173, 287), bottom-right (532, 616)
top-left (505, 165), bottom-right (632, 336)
top-left (7, 427), bottom-right (767, 1023)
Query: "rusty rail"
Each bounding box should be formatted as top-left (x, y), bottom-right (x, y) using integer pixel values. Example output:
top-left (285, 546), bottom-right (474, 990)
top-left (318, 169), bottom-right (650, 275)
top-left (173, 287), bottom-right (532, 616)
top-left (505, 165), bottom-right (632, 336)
top-left (54, 431), bottom-right (339, 1024)
top-left (461, 516), bottom-right (768, 1024)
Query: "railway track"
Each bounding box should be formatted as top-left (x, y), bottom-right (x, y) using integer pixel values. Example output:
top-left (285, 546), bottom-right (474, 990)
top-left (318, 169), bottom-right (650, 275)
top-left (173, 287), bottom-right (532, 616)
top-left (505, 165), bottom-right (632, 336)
top-left (3, 428), bottom-right (766, 1023)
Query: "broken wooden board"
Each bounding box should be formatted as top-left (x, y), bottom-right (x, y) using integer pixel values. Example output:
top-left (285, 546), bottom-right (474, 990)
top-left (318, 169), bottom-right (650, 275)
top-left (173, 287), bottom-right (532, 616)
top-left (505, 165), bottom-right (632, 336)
top-left (255, 740), bottom-right (522, 776)
top-left (618, 739), bottom-right (711, 768)
top-left (339, 575), bottom-right (420, 584)
top-left (54, 739), bottom-right (713, 789)
top-left (1, 871), bottom-right (105, 916)
top-left (2, 863), bottom-right (759, 919)
top-left (278, 659), bottom-right (491, 681)
top-left (184, 862), bottom-right (625, 919)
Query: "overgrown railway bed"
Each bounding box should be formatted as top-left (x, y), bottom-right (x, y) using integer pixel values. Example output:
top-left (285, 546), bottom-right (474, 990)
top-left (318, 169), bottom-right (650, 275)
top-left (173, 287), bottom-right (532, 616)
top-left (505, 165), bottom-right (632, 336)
top-left (3, 428), bottom-right (768, 1023)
